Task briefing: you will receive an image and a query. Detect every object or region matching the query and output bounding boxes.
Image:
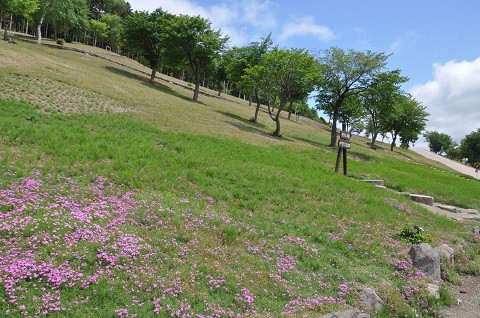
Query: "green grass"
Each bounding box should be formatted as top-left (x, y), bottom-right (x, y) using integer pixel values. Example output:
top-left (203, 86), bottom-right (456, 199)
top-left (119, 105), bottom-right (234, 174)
top-left (0, 38), bottom-right (479, 317)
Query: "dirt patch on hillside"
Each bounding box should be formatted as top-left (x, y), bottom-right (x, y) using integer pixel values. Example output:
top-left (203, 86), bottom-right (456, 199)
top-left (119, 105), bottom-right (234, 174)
top-left (0, 74), bottom-right (130, 115)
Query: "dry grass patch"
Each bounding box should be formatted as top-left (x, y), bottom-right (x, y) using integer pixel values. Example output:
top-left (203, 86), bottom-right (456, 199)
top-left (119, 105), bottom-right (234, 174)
top-left (0, 74), bottom-right (130, 114)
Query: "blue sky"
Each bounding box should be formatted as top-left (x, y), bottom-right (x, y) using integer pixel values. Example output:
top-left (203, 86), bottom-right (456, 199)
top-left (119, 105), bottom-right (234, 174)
top-left (128, 0), bottom-right (480, 146)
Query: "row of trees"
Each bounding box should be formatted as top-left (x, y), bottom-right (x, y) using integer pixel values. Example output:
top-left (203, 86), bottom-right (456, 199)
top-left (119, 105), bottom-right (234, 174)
top-left (2, 3), bottom-right (429, 148)
top-left (424, 129), bottom-right (480, 167)
top-left (1, 0), bottom-right (130, 48)
top-left (224, 39), bottom-right (428, 145)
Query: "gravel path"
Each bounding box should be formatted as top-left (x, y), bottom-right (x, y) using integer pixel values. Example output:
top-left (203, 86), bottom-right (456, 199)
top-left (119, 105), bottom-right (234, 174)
top-left (442, 276), bottom-right (480, 318)
top-left (411, 148), bottom-right (479, 179)
top-left (411, 148), bottom-right (480, 317)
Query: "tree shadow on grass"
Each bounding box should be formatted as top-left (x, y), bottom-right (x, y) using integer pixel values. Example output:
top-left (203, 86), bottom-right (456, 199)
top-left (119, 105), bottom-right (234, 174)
top-left (104, 66), bottom-right (204, 104)
top-left (216, 110), bottom-right (266, 128)
top-left (217, 111), bottom-right (294, 142)
top-left (292, 136), bottom-right (335, 152)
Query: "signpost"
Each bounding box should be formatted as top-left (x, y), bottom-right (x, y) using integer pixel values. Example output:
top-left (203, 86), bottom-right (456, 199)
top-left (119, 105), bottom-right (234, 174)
top-left (335, 124), bottom-right (350, 175)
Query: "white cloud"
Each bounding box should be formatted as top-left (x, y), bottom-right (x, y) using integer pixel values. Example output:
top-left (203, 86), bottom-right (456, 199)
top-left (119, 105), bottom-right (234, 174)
top-left (410, 58), bottom-right (480, 143)
top-left (240, 0), bottom-right (277, 31)
top-left (279, 16), bottom-right (335, 42)
top-left (129, 0), bottom-right (276, 47)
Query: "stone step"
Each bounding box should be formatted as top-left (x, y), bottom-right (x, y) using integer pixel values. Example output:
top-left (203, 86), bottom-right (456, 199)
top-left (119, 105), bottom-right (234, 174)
top-left (409, 194), bottom-right (434, 206)
top-left (362, 180), bottom-right (384, 186)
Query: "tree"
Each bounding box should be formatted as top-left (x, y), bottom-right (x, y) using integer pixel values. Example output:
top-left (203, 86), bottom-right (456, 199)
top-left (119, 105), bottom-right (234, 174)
top-left (1, 0), bottom-right (38, 40)
top-left (123, 9), bottom-right (170, 83)
top-left (226, 34), bottom-right (272, 106)
top-left (423, 131), bottom-right (454, 154)
top-left (33, 0), bottom-right (89, 44)
top-left (232, 35), bottom-right (273, 121)
top-left (51, 0), bottom-right (89, 38)
top-left (164, 14), bottom-right (228, 102)
top-left (445, 144), bottom-right (461, 160)
top-left (87, 0), bottom-right (130, 19)
top-left (315, 47), bottom-right (390, 147)
top-left (100, 13), bottom-right (123, 51)
top-left (460, 129), bottom-right (480, 166)
top-left (385, 94), bottom-right (428, 151)
top-left (89, 19), bottom-right (106, 46)
top-left (362, 70), bottom-right (408, 147)
top-left (338, 93), bottom-right (363, 132)
top-left (247, 47), bottom-right (318, 136)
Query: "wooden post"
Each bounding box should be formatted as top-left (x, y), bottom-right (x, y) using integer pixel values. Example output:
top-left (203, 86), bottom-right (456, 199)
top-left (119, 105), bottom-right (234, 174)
top-left (335, 123), bottom-right (350, 175)
top-left (335, 147), bottom-right (342, 173)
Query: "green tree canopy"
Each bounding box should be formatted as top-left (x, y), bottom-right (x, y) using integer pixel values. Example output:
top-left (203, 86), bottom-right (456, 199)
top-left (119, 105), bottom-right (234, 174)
top-left (89, 18), bottom-right (107, 46)
top-left (423, 131), bottom-right (454, 155)
top-left (460, 128), bottom-right (480, 166)
top-left (164, 14), bottom-right (228, 102)
top-left (1, 0), bottom-right (39, 40)
top-left (246, 47), bottom-right (318, 136)
top-left (33, 0), bottom-right (89, 44)
top-left (87, 0), bottom-right (130, 19)
top-left (315, 47), bottom-right (390, 147)
top-left (362, 69), bottom-right (408, 147)
top-left (123, 8), bottom-right (171, 83)
top-left (100, 13), bottom-right (123, 51)
top-left (385, 94), bottom-right (428, 151)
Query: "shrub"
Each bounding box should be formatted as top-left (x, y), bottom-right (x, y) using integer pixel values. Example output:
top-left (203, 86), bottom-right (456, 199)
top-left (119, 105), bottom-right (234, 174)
top-left (441, 260), bottom-right (463, 285)
top-left (56, 38), bottom-right (65, 45)
top-left (439, 285), bottom-right (456, 307)
top-left (395, 225), bottom-right (432, 244)
top-left (376, 284), bottom-right (411, 317)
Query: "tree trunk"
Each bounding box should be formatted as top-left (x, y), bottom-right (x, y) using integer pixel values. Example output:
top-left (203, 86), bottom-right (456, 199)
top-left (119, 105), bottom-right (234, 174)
top-left (330, 108), bottom-right (339, 147)
top-left (193, 75), bottom-right (201, 102)
top-left (254, 90), bottom-right (261, 122)
top-left (371, 132), bottom-right (378, 147)
top-left (37, 5), bottom-right (47, 45)
top-left (25, 19), bottom-right (28, 34)
top-left (249, 94), bottom-right (252, 107)
top-left (287, 100), bottom-right (294, 120)
top-left (273, 100), bottom-right (286, 136)
top-left (390, 134), bottom-right (397, 151)
top-left (9, 14), bottom-right (12, 31)
top-left (274, 117), bottom-right (281, 136)
top-left (150, 68), bottom-right (157, 83)
top-left (2, 8), bottom-right (9, 41)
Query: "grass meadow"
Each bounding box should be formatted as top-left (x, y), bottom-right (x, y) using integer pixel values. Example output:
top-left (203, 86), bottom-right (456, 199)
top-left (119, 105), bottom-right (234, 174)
top-left (0, 36), bottom-right (479, 317)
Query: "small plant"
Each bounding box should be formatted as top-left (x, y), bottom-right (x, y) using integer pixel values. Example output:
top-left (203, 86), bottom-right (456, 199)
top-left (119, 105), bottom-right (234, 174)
top-left (56, 38), bottom-right (65, 45)
top-left (439, 285), bottom-right (456, 307)
top-left (395, 225), bottom-right (432, 244)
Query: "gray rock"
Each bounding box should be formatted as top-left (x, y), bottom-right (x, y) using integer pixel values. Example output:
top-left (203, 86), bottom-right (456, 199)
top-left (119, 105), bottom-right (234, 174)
top-left (359, 288), bottom-right (384, 312)
top-left (473, 226), bottom-right (480, 235)
top-left (362, 180), bottom-right (384, 186)
top-left (323, 310), bottom-right (370, 318)
top-left (427, 283), bottom-right (440, 299)
top-left (409, 243), bottom-right (441, 280)
top-left (436, 204), bottom-right (458, 213)
top-left (409, 194), bottom-right (434, 206)
top-left (435, 244), bottom-right (454, 266)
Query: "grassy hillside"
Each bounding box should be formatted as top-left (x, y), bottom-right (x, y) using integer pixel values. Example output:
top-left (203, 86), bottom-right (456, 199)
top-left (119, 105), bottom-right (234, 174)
top-left (1, 37), bottom-right (479, 317)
